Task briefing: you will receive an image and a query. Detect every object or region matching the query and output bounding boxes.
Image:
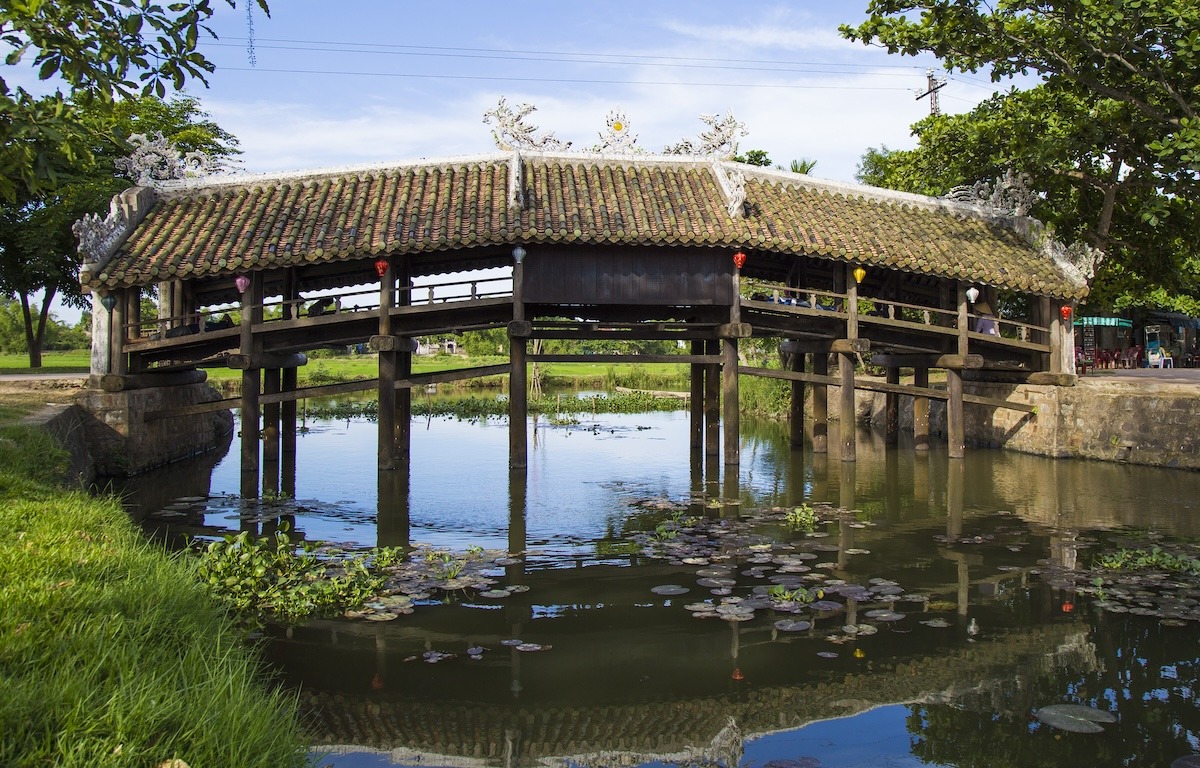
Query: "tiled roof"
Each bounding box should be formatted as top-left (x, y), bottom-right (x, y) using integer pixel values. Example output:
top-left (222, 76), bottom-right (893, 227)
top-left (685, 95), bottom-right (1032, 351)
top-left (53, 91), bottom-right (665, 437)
top-left (82, 152), bottom-right (1087, 300)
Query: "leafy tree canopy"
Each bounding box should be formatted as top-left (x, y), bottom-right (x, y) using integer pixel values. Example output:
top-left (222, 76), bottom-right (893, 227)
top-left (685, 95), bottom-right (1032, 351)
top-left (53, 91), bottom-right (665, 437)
top-left (0, 0), bottom-right (268, 200)
top-left (840, 1), bottom-right (1200, 184)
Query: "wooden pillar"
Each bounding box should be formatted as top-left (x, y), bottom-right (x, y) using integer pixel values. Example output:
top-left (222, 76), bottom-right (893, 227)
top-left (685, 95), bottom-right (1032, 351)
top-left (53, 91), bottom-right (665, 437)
top-left (947, 368), bottom-right (965, 459)
top-left (689, 340), bottom-right (704, 453)
top-left (956, 282), bottom-right (970, 357)
top-left (239, 273), bottom-right (262, 499)
top-left (812, 352), bottom-right (828, 453)
top-left (398, 340), bottom-right (412, 463)
top-left (913, 366), bottom-right (930, 452)
top-left (838, 351), bottom-right (856, 462)
top-left (280, 274), bottom-right (298, 488)
top-left (110, 288), bottom-right (127, 376)
top-left (884, 365), bottom-right (900, 445)
top-left (704, 338), bottom-right (720, 458)
top-left (722, 337), bottom-right (739, 465)
top-left (509, 249), bottom-right (528, 470)
top-left (263, 368), bottom-right (281, 496)
top-left (377, 259), bottom-right (397, 470)
top-left (788, 349), bottom-right (805, 448)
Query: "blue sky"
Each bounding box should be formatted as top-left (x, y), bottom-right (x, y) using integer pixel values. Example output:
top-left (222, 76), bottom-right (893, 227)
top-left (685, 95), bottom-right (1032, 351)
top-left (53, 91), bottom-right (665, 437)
top-left (165, 1), bottom-right (1004, 183)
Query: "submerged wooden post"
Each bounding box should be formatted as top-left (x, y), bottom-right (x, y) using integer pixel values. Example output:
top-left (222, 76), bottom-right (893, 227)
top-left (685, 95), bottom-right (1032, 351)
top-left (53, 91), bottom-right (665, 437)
top-left (690, 340), bottom-right (704, 453)
top-left (509, 247), bottom-right (528, 470)
top-left (912, 366), bottom-right (930, 452)
top-left (722, 337), bottom-right (739, 465)
top-left (812, 352), bottom-right (829, 453)
top-left (281, 367), bottom-right (297, 497)
top-left (239, 272), bottom-right (263, 499)
top-left (263, 368), bottom-right (281, 496)
top-left (949, 283), bottom-right (968, 459)
top-left (377, 259), bottom-right (397, 470)
top-left (789, 348), bottom-right (805, 448)
top-left (397, 258), bottom-right (412, 463)
top-left (840, 264), bottom-right (858, 462)
top-left (704, 338), bottom-right (720, 458)
top-left (884, 366), bottom-right (900, 445)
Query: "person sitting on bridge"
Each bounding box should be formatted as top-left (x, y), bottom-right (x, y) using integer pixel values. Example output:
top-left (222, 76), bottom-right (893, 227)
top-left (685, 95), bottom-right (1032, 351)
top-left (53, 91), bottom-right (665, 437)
top-left (307, 297), bottom-right (339, 317)
top-left (973, 301), bottom-right (1000, 335)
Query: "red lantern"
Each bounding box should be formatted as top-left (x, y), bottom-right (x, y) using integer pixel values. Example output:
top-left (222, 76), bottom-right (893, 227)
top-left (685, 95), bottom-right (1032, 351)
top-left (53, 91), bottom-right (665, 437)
top-left (1060, 305), bottom-right (1072, 321)
top-left (1061, 601), bottom-right (1074, 613)
top-left (732, 250), bottom-right (747, 270)
top-left (374, 257), bottom-right (390, 279)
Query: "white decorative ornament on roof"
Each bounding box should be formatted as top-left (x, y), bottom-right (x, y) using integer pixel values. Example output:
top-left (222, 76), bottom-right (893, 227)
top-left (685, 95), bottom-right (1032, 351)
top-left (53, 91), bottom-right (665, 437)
top-left (484, 98), bottom-right (572, 152)
top-left (592, 109), bottom-right (642, 154)
top-left (945, 168), bottom-right (1036, 217)
top-left (1048, 238), bottom-right (1105, 286)
top-left (664, 112), bottom-right (747, 160)
top-left (508, 151), bottom-right (525, 210)
top-left (712, 163), bottom-right (747, 218)
top-left (73, 206), bottom-right (128, 265)
top-left (114, 132), bottom-right (231, 188)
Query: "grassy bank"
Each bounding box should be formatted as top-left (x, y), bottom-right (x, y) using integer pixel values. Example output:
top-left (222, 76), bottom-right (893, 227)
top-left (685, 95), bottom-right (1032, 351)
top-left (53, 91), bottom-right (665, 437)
top-left (0, 426), bottom-right (309, 768)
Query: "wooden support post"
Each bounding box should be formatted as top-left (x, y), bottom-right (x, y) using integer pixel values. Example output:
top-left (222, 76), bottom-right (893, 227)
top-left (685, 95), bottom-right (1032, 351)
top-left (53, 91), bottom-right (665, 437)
top-left (705, 338), bottom-right (720, 458)
top-left (913, 366), bottom-right (930, 452)
top-left (377, 260), bottom-right (397, 470)
top-left (398, 342), bottom-right (412, 463)
top-left (884, 366), bottom-right (900, 445)
top-left (722, 337), bottom-right (739, 466)
top-left (789, 350), bottom-right (805, 448)
top-left (947, 368), bottom-right (965, 459)
top-left (838, 351), bottom-right (856, 462)
top-left (956, 282), bottom-right (970, 357)
top-left (377, 465), bottom-right (411, 550)
top-left (690, 340), bottom-right (704, 452)
top-left (239, 273), bottom-right (262, 499)
top-left (281, 366), bottom-right (297, 497)
top-left (509, 250), bottom-right (528, 470)
top-left (110, 288), bottom-right (127, 376)
top-left (263, 368), bottom-right (281, 495)
top-left (1049, 298), bottom-right (1066, 374)
top-left (812, 352), bottom-right (829, 453)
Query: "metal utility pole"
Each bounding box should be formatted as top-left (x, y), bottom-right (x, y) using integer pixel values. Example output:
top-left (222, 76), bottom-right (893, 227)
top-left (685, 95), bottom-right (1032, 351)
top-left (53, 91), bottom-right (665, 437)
top-left (915, 68), bottom-right (948, 115)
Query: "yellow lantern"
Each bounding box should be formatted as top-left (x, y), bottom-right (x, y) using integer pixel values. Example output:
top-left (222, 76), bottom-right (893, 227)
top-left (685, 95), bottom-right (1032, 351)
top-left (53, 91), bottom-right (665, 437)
top-left (852, 266), bottom-right (867, 285)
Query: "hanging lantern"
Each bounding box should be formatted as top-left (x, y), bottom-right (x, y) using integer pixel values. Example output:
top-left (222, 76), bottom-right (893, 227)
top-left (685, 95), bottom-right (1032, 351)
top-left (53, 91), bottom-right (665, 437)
top-left (235, 274), bottom-right (251, 294)
top-left (99, 293), bottom-right (117, 312)
top-left (852, 266), bottom-right (867, 285)
top-left (732, 250), bottom-right (747, 270)
top-left (1061, 601), bottom-right (1075, 613)
top-left (374, 257), bottom-right (390, 278)
top-left (730, 667), bottom-right (745, 681)
top-left (965, 286), bottom-right (980, 304)
top-left (1060, 305), bottom-right (1072, 321)
top-left (512, 245), bottom-right (527, 263)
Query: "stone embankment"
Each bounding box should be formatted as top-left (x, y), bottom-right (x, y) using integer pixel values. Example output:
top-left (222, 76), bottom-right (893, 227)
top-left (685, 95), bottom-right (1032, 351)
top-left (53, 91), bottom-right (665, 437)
top-left (855, 369), bottom-right (1200, 471)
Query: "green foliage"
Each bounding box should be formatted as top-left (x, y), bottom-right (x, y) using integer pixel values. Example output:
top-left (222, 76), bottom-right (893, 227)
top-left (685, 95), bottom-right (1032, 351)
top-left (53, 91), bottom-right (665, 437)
top-left (767, 583), bottom-right (820, 603)
top-left (734, 148), bottom-right (772, 166)
top-left (0, 433), bottom-right (307, 767)
top-left (1095, 546), bottom-right (1200, 574)
top-left (196, 527), bottom-right (384, 626)
top-left (785, 503), bottom-right (817, 532)
top-left (843, 1), bottom-right (1200, 314)
top-left (0, 0), bottom-right (269, 201)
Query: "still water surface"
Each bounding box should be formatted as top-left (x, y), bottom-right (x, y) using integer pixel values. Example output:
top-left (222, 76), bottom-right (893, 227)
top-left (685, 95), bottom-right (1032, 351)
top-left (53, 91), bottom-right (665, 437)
top-left (118, 402), bottom-right (1200, 768)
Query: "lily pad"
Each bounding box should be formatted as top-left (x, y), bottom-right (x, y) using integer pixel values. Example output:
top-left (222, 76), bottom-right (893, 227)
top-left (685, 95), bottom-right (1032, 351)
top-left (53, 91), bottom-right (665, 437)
top-left (1033, 704), bottom-right (1117, 733)
top-left (651, 584), bottom-right (690, 596)
top-left (774, 619), bottom-right (812, 632)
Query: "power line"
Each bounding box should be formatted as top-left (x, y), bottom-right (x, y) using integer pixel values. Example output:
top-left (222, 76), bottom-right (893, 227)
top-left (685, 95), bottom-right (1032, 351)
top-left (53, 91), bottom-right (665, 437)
top-left (214, 66), bottom-right (917, 91)
top-left (202, 40), bottom-right (921, 79)
top-left (211, 36), bottom-right (931, 72)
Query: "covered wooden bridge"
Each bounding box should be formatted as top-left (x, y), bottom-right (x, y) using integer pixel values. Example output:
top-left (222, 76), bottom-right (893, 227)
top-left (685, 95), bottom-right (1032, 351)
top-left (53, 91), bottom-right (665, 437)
top-left (76, 150), bottom-right (1094, 488)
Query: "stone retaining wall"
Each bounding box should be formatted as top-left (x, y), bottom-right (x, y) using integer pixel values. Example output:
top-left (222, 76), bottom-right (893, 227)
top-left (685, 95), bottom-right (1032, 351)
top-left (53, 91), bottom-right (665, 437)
top-left (844, 377), bottom-right (1200, 471)
top-left (74, 382), bottom-right (234, 476)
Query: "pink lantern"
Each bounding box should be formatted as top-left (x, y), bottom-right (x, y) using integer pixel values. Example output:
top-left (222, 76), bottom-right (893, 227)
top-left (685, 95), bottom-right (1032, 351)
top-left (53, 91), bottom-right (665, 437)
top-left (235, 274), bottom-right (251, 294)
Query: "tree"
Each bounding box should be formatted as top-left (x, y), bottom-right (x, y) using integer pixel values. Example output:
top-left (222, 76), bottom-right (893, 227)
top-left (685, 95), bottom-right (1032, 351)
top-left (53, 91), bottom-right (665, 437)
top-left (842, 2), bottom-right (1200, 314)
top-left (788, 158), bottom-right (818, 174)
top-left (0, 0), bottom-right (269, 201)
top-left (0, 95), bottom-right (241, 367)
top-left (733, 149), bottom-right (772, 166)
top-left (840, 1), bottom-right (1200, 184)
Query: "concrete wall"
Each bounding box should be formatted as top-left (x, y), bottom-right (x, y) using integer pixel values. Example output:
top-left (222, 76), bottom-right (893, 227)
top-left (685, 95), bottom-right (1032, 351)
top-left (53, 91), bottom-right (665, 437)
top-left (843, 377), bottom-right (1200, 471)
top-left (74, 382), bottom-right (234, 477)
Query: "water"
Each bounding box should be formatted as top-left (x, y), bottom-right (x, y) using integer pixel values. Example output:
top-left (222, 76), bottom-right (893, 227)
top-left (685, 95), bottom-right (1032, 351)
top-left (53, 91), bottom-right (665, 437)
top-left (117, 404), bottom-right (1200, 768)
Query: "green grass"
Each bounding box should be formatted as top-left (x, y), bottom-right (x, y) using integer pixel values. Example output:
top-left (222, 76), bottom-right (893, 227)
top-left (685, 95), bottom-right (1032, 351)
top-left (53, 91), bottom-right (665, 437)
top-left (0, 427), bottom-right (310, 768)
top-left (0, 350), bottom-right (90, 374)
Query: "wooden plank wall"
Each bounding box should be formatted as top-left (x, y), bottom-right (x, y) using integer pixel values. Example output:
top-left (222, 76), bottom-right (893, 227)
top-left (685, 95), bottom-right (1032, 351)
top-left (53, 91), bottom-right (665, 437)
top-left (524, 245), bottom-right (734, 306)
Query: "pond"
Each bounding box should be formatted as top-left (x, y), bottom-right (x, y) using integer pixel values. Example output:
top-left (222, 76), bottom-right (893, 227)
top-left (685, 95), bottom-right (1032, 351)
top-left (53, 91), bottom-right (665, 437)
top-left (115, 399), bottom-right (1200, 768)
